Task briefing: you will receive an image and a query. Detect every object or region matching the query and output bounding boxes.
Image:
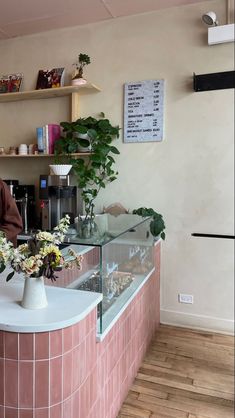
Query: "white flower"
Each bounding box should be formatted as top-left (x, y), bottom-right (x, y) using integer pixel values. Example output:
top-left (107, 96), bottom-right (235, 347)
top-left (21, 256), bottom-right (43, 276)
top-left (36, 231), bottom-right (56, 243)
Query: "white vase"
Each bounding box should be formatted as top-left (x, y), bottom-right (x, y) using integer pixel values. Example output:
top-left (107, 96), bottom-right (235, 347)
top-left (21, 276), bottom-right (48, 309)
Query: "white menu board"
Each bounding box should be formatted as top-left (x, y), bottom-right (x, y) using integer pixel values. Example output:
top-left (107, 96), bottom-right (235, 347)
top-left (124, 79), bottom-right (164, 143)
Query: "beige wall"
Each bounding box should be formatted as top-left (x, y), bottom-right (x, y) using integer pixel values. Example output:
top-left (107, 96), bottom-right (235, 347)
top-left (0, 0), bottom-right (234, 332)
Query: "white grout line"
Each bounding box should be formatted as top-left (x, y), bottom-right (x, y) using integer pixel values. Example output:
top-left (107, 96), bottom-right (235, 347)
top-left (61, 331), bottom-right (64, 418)
top-left (17, 333), bottom-right (19, 418)
top-left (48, 333), bottom-right (51, 418)
top-left (33, 333), bottom-right (35, 418)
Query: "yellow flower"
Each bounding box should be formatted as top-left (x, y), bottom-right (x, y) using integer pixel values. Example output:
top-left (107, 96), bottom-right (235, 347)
top-left (40, 245), bottom-right (62, 267)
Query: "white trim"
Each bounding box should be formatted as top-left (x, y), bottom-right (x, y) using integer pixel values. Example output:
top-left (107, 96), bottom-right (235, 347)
top-left (160, 309), bottom-right (234, 335)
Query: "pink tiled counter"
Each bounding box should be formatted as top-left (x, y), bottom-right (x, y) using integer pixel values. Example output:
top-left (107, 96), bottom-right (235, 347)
top-left (0, 242), bottom-right (160, 418)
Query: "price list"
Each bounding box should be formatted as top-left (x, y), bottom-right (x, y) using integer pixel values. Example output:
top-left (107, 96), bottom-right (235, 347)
top-left (124, 79), bottom-right (164, 143)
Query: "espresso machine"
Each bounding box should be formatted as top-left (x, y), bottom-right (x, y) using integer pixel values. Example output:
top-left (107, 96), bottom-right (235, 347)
top-left (39, 175), bottom-right (82, 230)
top-left (4, 180), bottom-right (36, 234)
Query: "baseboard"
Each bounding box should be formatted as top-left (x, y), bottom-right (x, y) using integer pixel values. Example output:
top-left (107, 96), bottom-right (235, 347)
top-left (160, 309), bottom-right (234, 335)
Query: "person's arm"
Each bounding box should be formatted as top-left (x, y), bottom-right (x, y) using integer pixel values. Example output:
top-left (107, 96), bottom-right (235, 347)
top-left (0, 180), bottom-right (23, 245)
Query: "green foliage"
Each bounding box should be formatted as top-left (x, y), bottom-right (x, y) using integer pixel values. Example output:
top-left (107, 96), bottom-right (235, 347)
top-left (132, 207), bottom-right (166, 240)
top-left (55, 113), bottom-right (120, 220)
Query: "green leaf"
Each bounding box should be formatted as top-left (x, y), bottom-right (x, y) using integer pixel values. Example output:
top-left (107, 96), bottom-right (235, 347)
top-left (77, 138), bottom-right (90, 148)
top-left (161, 231), bottom-right (166, 240)
top-left (109, 146), bottom-right (120, 155)
top-left (74, 125), bottom-right (88, 134)
top-left (0, 263), bottom-right (5, 273)
top-left (6, 271), bottom-right (15, 282)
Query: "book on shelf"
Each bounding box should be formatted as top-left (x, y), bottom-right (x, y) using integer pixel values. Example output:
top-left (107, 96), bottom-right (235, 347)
top-left (36, 68), bottom-right (65, 90)
top-left (36, 124), bottom-right (61, 154)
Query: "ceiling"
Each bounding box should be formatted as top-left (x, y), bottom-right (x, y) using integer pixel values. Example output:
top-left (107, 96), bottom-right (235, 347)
top-left (0, 0), bottom-right (212, 40)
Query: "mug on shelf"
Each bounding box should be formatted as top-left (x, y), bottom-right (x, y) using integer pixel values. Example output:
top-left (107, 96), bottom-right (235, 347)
top-left (18, 144), bottom-right (28, 155)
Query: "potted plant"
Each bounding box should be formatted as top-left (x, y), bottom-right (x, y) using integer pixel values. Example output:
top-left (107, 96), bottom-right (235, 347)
top-left (132, 207), bottom-right (166, 240)
top-left (54, 113), bottom-right (120, 238)
top-left (72, 53), bottom-right (91, 86)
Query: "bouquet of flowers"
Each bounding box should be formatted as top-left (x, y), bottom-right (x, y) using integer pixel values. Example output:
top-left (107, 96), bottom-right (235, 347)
top-left (0, 215), bottom-right (82, 282)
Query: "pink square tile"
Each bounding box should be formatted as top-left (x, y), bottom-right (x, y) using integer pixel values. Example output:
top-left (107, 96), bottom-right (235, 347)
top-left (5, 408), bottom-right (18, 418)
top-left (0, 332), bottom-right (3, 358)
top-left (19, 409), bottom-right (34, 418)
top-left (0, 406), bottom-right (3, 418)
top-left (72, 342), bottom-right (86, 391)
top-left (0, 359), bottom-right (4, 405)
top-left (50, 403), bottom-right (62, 418)
top-left (63, 326), bottom-right (73, 353)
top-left (35, 409), bottom-right (49, 418)
top-left (19, 361), bottom-right (33, 408)
top-left (35, 333), bottom-right (49, 360)
top-left (90, 365), bottom-right (98, 407)
top-left (35, 361), bottom-right (49, 408)
top-left (63, 398), bottom-right (72, 418)
top-left (50, 357), bottom-right (62, 405)
top-left (72, 390), bottom-right (80, 418)
top-left (19, 334), bottom-right (34, 360)
top-left (63, 350), bottom-right (73, 399)
top-left (5, 360), bottom-right (18, 407)
top-left (4, 332), bottom-right (18, 360)
top-left (50, 329), bottom-right (62, 358)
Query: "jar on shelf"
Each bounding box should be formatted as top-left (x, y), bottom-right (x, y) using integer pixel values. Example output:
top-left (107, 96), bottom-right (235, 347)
top-left (8, 146), bottom-right (17, 155)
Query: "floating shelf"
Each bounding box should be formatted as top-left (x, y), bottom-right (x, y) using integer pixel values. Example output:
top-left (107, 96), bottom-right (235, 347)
top-left (0, 84), bottom-right (101, 103)
top-left (0, 153), bottom-right (91, 158)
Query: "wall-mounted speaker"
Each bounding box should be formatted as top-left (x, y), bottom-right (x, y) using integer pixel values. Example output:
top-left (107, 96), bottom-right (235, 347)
top-left (193, 71), bottom-right (235, 92)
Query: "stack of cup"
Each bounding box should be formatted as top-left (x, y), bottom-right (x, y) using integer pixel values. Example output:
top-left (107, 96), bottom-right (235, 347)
top-left (18, 144), bottom-right (28, 155)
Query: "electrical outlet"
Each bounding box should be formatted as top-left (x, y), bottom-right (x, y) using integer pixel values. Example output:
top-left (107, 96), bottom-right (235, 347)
top-left (178, 294), bottom-right (194, 304)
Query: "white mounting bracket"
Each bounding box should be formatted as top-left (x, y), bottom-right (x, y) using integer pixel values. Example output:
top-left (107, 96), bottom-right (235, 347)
top-left (208, 23), bottom-right (235, 45)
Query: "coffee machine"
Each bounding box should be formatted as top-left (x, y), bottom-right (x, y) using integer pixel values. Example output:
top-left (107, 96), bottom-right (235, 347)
top-left (4, 180), bottom-right (36, 234)
top-left (39, 175), bottom-right (82, 230)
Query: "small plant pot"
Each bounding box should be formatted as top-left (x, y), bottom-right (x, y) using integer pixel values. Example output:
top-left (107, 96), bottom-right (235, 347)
top-left (74, 133), bottom-right (92, 153)
top-left (71, 78), bottom-right (87, 86)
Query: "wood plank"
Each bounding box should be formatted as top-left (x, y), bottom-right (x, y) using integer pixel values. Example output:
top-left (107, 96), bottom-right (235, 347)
top-left (131, 384), bottom-right (168, 400)
top-left (119, 326), bottom-right (234, 418)
top-left (125, 397), bottom-right (188, 418)
top-left (137, 393), bottom-right (234, 418)
top-left (133, 378), bottom-right (234, 407)
top-left (136, 372), bottom-right (234, 401)
top-left (0, 83), bottom-right (101, 103)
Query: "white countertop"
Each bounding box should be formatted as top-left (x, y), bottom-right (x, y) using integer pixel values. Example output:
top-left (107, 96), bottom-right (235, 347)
top-left (0, 273), bottom-right (102, 333)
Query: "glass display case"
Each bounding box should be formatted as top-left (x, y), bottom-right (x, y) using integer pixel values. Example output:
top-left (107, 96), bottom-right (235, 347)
top-left (60, 214), bottom-right (156, 335)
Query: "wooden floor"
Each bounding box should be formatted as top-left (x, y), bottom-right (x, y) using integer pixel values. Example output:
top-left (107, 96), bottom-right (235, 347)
top-left (118, 325), bottom-right (234, 418)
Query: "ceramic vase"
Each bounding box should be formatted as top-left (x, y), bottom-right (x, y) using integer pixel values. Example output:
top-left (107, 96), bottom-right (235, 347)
top-left (21, 276), bottom-right (48, 309)
top-left (71, 78), bottom-right (87, 86)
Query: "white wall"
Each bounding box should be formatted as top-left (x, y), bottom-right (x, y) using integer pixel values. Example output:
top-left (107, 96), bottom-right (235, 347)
top-left (0, 0), bottom-right (234, 333)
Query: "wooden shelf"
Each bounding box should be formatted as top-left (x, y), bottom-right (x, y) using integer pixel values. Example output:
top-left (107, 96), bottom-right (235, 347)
top-left (0, 153), bottom-right (91, 158)
top-left (0, 84), bottom-right (101, 103)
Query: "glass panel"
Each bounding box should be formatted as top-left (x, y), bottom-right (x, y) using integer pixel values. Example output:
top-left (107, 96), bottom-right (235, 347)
top-left (99, 218), bottom-right (155, 334)
top-left (63, 214), bottom-right (151, 246)
top-left (56, 216), bottom-right (156, 335)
